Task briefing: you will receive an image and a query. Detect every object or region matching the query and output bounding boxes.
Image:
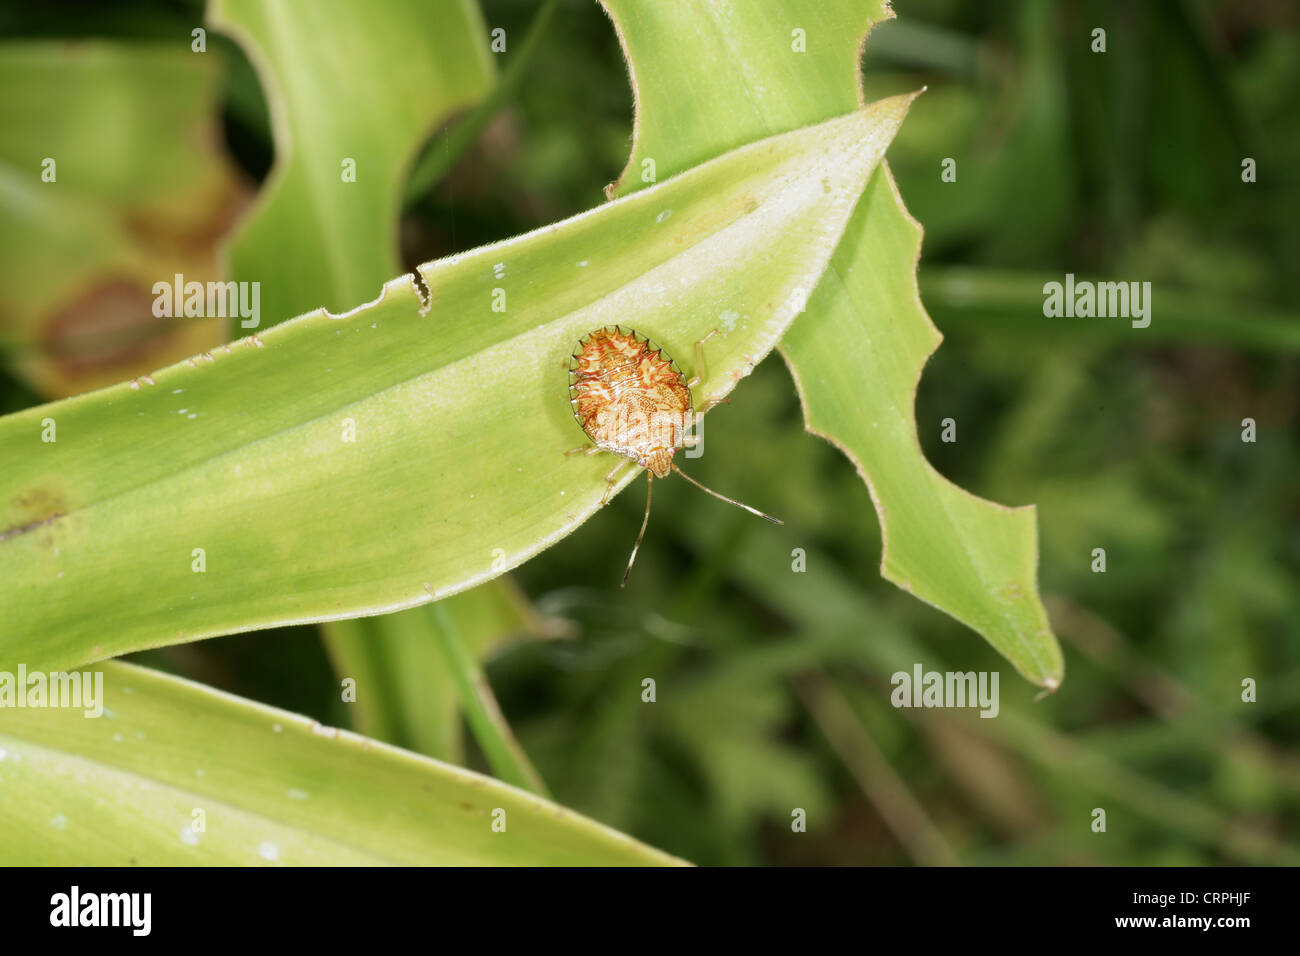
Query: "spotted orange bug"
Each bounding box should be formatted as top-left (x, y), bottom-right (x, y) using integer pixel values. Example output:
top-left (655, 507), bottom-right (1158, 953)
top-left (568, 325), bottom-right (781, 586)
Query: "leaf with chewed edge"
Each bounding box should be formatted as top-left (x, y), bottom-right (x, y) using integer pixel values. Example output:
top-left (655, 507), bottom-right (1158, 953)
top-left (0, 94), bottom-right (915, 672)
top-left (208, 0), bottom-right (494, 325)
top-left (601, 0), bottom-right (1062, 686)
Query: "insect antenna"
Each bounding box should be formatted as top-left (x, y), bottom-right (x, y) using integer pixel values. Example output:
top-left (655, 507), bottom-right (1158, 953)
top-left (671, 464), bottom-right (783, 525)
top-left (621, 473), bottom-right (655, 588)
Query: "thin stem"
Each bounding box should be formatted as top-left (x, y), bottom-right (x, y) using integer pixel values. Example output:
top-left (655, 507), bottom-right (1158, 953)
top-left (403, 0), bottom-right (560, 207)
top-left (427, 602), bottom-right (550, 797)
top-left (795, 672), bottom-right (960, 867)
top-left (920, 267), bottom-right (1300, 352)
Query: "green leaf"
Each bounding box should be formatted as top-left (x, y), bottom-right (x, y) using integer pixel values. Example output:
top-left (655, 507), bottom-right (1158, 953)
top-left (602, 0), bottom-right (1063, 686)
top-left (786, 177), bottom-right (1062, 685)
top-left (208, 0), bottom-right (494, 323)
top-left (0, 661), bottom-right (684, 865)
top-left (602, 0), bottom-right (869, 197)
top-left (0, 96), bottom-right (916, 672)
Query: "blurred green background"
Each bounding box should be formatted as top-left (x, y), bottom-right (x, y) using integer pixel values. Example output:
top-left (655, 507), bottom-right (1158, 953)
top-left (1, 0), bottom-right (1296, 865)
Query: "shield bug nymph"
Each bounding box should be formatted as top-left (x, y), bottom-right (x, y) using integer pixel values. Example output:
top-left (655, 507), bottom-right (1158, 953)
top-left (567, 324), bottom-right (782, 586)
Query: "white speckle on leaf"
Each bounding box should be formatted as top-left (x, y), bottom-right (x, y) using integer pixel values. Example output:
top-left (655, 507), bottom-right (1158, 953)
top-left (272, 723), bottom-right (283, 733)
top-left (50, 814), bottom-right (67, 829)
top-left (172, 388), bottom-right (184, 394)
top-left (112, 733), bottom-right (124, 743)
top-left (0, 748), bottom-right (6, 761)
top-left (577, 260), bottom-right (589, 268)
top-left (287, 788), bottom-right (309, 801)
top-left (258, 842), bottom-right (280, 861)
top-left (719, 310), bottom-right (740, 332)
top-left (177, 408), bottom-right (188, 415)
top-left (656, 209), bottom-right (672, 223)
top-left (181, 828), bottom-right (199, 846)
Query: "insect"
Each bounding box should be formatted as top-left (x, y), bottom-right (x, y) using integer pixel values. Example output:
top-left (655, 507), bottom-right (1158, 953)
top-left (567, 325), bottom-right (782, 587)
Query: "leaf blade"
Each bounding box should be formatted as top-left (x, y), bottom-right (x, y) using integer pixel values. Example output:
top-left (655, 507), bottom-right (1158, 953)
top-left (0, 662), bottom-right (684, 865)
top-left (783, 167), bottom-right (1062, 685)
top-left (0, 99), bottom-right (915, 670)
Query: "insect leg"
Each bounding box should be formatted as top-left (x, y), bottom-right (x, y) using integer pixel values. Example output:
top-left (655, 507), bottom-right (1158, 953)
top-left (621, 474), bottom-right (653, 588)
top-left (695, 395), bottom-right (731, 416)
top-left (600, 459), bottom-right (630, 506)
top-left (564, 445), bottom-right (605, 458)
top-left (686, 328), bottom-right (720, 389)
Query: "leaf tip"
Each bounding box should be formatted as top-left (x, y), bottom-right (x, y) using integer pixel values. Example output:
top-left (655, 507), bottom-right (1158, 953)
top-left (1033, 674), bottom-right (1063, 700)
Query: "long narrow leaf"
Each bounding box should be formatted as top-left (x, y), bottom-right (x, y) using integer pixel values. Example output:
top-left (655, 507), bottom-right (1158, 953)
top-left (0, 96), bottom-right (916, 671)
top-left (0, 661), bottom-right (683, 865)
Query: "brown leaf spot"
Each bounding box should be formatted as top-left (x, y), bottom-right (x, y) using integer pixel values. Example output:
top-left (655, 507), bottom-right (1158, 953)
top-left (1, 488), bottom-right (68, 544)
top-left (41, 280), bottom-right (175, 375)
